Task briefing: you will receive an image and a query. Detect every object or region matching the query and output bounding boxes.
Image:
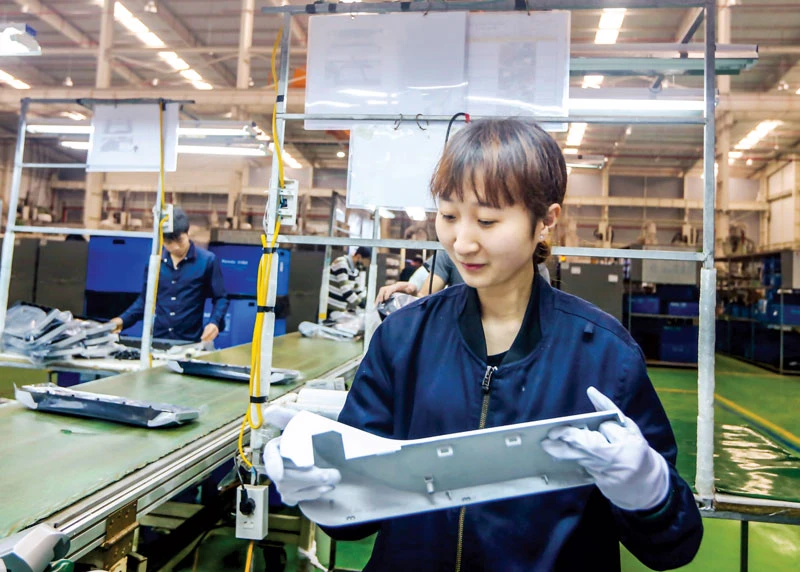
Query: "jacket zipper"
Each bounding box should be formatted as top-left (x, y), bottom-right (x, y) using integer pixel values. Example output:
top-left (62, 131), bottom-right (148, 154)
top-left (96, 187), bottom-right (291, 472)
top-left (455, 365), bottom-right (496, 572)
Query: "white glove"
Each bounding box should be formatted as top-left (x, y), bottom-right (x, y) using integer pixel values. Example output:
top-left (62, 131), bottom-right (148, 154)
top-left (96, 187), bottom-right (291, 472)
top-left (262, 406), bottom-right (342, 506)
top-left (541, 387), bottom-right (670, 511)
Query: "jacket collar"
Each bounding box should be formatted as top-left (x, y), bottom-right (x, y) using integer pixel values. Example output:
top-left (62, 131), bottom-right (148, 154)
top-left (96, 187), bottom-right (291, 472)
top-left (457, 268), bottom-right (545, 366)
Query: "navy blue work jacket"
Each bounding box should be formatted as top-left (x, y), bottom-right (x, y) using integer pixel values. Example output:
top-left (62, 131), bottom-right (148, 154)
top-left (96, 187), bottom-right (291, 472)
top-left (328, 274), bottom-right (702, 571)
top-left (119, 242), bottom-right (229, 342)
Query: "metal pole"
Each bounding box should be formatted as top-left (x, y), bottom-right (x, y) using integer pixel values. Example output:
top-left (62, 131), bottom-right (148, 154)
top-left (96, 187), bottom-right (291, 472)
top-left (318, 191), bottom-right (338, 323)
top-left (364, 211), bottom-right (380, 351)
top-left (0, 99), bottom-right (30, 337)
top-left (236, 0), bottom-right (256, 90)
top-left (139, 170), bottom-right (163, 368)
top-left (740, 520), bottom-right (749, 572)
top-left (695, 0), bottom-right (717, 508)
top-left (258, 12), bottom-right (292, 405)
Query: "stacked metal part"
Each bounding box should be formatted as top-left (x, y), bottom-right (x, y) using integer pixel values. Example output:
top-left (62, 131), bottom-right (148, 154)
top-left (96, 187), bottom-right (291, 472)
top-left (1, 303), bottom-right (124, 364)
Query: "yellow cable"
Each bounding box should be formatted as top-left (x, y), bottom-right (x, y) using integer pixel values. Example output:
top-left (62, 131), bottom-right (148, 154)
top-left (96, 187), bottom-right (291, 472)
top-left (148, 102), bottom-right (169, 367)
top-left (237, 27), bottom-right (285, 468)
top-left (244, 540), bottom-right (255, 572)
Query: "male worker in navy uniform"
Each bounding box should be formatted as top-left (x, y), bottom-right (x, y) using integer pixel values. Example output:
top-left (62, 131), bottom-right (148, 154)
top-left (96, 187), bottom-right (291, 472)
top-left (110, 207), bottom-right (229, 343)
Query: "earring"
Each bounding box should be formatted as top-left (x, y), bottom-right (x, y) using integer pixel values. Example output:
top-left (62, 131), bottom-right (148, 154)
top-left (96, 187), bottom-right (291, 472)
top-left (539, 234), bottom-right (545, 241)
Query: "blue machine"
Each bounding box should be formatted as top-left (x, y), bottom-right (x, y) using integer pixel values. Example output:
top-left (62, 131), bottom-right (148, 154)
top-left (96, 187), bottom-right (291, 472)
top-left (206, 244), bottom-right (291, 349)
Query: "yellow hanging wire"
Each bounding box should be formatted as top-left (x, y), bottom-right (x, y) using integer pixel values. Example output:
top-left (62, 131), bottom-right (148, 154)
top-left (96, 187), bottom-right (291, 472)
top-left (237, 24), bottom-right (287, 469)
top-left (243, 540), bottom-right (255, 572)
top-left (148, 101), bottom-right (169, 367)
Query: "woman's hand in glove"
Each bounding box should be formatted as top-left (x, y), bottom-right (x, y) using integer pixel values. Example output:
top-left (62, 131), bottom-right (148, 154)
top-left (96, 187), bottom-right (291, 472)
top-left (541, 387), bottom-right (670, 512)
top-left (262, 406), bottom-right (342, 506)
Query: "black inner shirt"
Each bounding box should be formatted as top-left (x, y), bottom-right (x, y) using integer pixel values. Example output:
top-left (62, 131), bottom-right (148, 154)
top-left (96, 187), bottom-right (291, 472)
top-left (458, 271), bottom-right (543, 367)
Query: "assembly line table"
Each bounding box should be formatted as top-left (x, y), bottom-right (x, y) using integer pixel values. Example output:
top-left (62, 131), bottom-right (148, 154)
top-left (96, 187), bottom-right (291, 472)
top-left (0, 333), bottom-right (363, 559)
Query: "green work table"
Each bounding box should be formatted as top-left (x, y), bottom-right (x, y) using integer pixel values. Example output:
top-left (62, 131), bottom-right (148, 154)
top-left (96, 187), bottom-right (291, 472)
top-left (0, 333), bottom-right (362, 555)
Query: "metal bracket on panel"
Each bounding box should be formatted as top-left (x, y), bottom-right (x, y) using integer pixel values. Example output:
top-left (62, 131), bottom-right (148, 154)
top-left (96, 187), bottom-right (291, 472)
top-left (84, 501), bottom-right (139, 571)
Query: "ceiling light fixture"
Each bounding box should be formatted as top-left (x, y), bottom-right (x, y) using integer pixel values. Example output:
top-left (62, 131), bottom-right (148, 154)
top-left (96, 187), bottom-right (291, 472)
top-left (581, 74), bottom-right (605, 89)
top-left (377, 208), bottom-right (395, 219)
top-left (336, 150), bottom-right (346, 158)
top-left (94, 1), bottom-right (211, 90)
top-left (405, 207), bottom-right (427, 221)
top-left (0, 23), bottom-right (41, 56)
top-left (60, 140), bottom-right (268, 157)
top-left (268, 143), bottom-right (302, 169)
top-left (594, 9), bottom-right (626, 45)
top-left (60, 111), bottom-right (86, 121)
top-left (734, 120), bottom-right (782, 150)
top-left (565, 123), bottom-right (587, 147)
top-left (0, 69), bottom-right (30, 89)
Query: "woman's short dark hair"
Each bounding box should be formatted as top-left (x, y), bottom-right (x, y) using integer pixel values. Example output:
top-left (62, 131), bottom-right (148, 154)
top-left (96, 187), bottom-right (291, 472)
top-left (430, 119), bottom-right (567, 264)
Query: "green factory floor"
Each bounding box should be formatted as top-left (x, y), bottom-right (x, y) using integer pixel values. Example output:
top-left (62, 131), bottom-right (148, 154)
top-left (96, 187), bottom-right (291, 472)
top-left (173, 354), bottom-right (800, 572)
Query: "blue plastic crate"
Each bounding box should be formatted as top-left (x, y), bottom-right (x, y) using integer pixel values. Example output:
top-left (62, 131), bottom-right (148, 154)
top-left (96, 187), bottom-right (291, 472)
top-left (660, 342), bottom-right (698, 363)
top-left (667, 302), bottom-right (699, 316)
top-left (631, 296), bottom-right (660, 314)
top-left (662, 325), bottom-right (698, 344)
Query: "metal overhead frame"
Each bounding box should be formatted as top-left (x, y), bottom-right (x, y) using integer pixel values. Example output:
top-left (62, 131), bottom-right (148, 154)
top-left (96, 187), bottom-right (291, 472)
top-left (0, 97), bottom-right (191, 368)
top-left (260, 0), bottom-right (800, 534)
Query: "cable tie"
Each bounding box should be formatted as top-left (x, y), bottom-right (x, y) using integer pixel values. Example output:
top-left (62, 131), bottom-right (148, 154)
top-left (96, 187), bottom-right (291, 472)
top-left (257, 305), bottom-right (275, 313)
top-left (249, 396), bottom-right (268, 404)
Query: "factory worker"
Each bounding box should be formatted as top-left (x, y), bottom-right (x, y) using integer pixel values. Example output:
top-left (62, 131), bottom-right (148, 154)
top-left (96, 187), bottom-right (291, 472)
top-left (110, 207), bottom-right (229, 343)
top-left (265, 119), bottom-right (702, 571)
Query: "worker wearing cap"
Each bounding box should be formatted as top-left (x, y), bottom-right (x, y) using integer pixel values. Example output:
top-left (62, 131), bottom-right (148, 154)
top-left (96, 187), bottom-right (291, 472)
top-left (110, 207), bottom-right (229, 343)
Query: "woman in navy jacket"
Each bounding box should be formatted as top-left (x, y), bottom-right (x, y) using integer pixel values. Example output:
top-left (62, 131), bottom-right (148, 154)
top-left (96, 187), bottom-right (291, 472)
top-left (266, 119), bottom-right (703, 571)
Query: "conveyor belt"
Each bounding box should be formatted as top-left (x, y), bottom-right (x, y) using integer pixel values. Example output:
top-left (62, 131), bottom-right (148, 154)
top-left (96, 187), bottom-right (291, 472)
top-left (0, 334), bottom-right (362, 539)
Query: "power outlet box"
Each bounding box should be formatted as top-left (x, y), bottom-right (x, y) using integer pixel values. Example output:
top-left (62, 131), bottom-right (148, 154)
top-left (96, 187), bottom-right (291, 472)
top-left (235, 485), bottom-right (269, 540)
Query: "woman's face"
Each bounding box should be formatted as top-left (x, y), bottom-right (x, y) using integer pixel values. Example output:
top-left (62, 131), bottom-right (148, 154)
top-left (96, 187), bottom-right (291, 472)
top-left (436, 189), bottom-right (548, 291)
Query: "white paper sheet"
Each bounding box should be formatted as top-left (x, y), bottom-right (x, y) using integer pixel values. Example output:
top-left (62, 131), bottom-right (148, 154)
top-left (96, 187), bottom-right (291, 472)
top-left (305, 13), bottom-right (467, 130)
top-left (87, 103), bottom-right (179, 172)
top-left (346, 123), bottom-right (447, 210)
top-left (465, 12), bottom-right (570, 118)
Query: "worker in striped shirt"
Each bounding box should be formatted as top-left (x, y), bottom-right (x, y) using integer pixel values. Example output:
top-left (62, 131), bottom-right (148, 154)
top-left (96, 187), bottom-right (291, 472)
top-left (327, 247), bottom-right (372, 314)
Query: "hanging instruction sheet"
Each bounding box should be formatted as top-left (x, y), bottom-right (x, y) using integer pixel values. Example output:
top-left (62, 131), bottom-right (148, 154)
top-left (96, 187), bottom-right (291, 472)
top-left (465, 12), bottom-right (570, 118)
top-left (305, 13), bottom-right (467, 130)
top-left (87, 103), bottom-right (179, 172)
top-left (346, 123), bottom-right (447, 211)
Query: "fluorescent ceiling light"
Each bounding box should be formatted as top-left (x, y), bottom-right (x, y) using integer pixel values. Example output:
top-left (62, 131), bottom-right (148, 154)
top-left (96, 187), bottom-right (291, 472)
top-left (94, 1), bottom-right (211, 90)
top-left (336, 150), bottom-right (346, 158)
top-left (595, 8), bottom-right (625, 45)
top-left (0, 69), bottom-right (30, 89)
top-left (0, 23), bottom-right (41, 56)
top-left (60, 111), bottom-right (87, 121)
top-left (734, 120), bottom-right (781, 150)
top-left (177, 145), bottom-right (266, 157)
top-left (378, 208), bottom-right (395, 219)
top-left (61, 140), bottom-right (267, 157)
top-left (268, 143), bottom-right (302, 169)
top-left (405, 207), bottom-right (427, 221)
top-left (728, 151), bottom-right (743, 159)
top-left (563, 148), bottom-right (579, 155)
top-left (60, 141), bottom-right (89, 150)
top-left (565, 123), bottom-right (587, 147)
top-left (582, 74), bottom-right (605, 89)
top-left (28, 124), bottom-right (256, 137)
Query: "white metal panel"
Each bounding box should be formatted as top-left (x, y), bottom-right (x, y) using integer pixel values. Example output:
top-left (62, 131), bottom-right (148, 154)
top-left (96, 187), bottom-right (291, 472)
top-left (768, 195), bottom-right (793, 245)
